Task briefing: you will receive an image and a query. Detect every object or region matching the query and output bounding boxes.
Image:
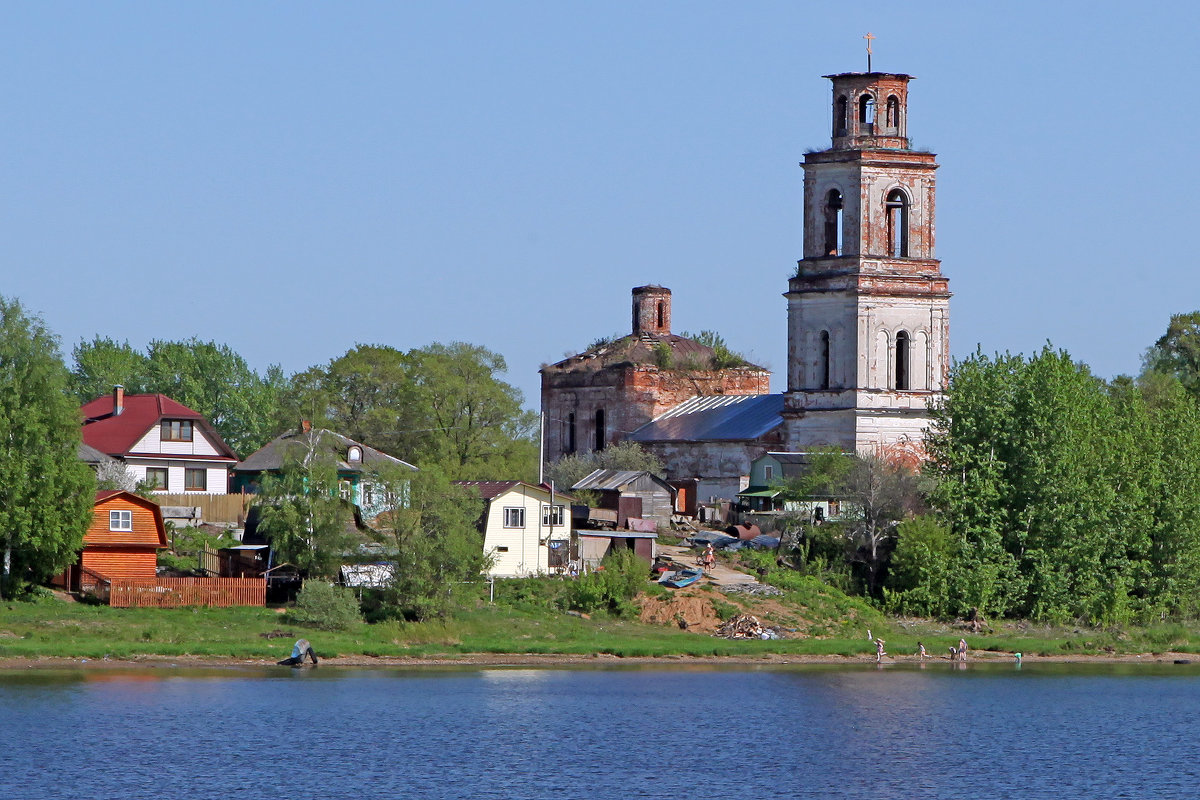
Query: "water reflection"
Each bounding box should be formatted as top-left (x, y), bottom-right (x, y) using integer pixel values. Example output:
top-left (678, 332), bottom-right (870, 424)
top-left (1, 664), bottom-right (1199, 799)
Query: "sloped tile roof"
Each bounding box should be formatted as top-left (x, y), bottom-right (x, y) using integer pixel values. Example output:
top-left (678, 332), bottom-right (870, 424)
top-left (454, 481), bottom-right (576, 503)
top-left (80, 393), bottom-right (237, 460)
top-left (627, 393), bottom-right (784, 443)
top-left (235, 429), bottom-right (417, 474)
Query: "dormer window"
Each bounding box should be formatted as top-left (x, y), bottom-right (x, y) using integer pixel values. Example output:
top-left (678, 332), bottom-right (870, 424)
top-left (347, 446), bottom-right (362, 463)
top-left (161, 420), bottom-right (193, 442)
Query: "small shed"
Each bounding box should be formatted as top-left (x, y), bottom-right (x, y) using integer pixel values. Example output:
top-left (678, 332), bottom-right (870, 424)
top-left (571, 469), bottom-right (676, 529)
top-left (577, 529), bottom-right (657, 570)
top-left (81, 491), bottom-right (168, 581)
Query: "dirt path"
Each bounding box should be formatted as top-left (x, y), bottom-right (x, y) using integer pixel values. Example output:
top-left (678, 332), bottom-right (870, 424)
top-left (657, 543), bottom-right (759, 588)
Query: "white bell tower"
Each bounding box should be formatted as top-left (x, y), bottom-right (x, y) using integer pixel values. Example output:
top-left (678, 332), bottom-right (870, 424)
top-left (782, 70), bottom-right (950, 459)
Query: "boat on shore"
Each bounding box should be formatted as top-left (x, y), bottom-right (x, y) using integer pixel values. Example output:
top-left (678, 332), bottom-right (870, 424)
top-left (659, 567), bottom-right (704, 588)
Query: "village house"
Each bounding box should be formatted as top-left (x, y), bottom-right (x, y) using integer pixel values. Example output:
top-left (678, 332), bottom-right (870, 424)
top-left (80, 387), bottom-right (238, 495)
top-left (233, 423), bottom-right (417, 520)
top-left (737, 452), bottom-right (846, 524)
top-left (455, 481), bottom-right (573, 577)
top-left (57, 490), bottom-right (168, 592)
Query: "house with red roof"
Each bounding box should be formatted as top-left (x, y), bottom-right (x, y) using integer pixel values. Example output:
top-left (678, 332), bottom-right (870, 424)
top-left (454, 481), bottom-right (574, 577)
top-left (81, 387), bottom-right (238, 495)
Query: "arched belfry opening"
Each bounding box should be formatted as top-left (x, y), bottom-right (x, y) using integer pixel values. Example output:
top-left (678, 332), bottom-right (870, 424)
top-left (819, 330), bottom-right (831, 390)
top-left (895, 331), bottom-right (910, 390)
top-left (886, 189), bottom-right (909, 257)
top-left (858, 94), bottom-right (875, 129)
top-left (886, 96), bottom-right (900, 128)
top-left (835, 96), bottom-right (848, 136)
top-left (823, 189), bottom-right (843, 256)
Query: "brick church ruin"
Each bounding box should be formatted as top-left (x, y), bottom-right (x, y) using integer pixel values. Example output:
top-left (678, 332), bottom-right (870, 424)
top-left (540, 285), bottom-right (771, 465)
top-left (541, 66), bottom-right (950, 495)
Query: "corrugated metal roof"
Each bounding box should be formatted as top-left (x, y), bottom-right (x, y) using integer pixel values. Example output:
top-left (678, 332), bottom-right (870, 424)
top-left (572, 469), bottom-right (650, 491)
top-left (627, 394), bottom-right (784, 442)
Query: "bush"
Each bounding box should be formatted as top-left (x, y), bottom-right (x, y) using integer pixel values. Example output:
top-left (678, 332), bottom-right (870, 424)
top-left (286, 581), bottom-right (362, 631)
top-left (567, 550), bottom-right (650, 616)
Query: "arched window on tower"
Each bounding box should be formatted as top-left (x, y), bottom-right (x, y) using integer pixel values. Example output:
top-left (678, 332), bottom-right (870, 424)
top-left (895, 331), bottom-right (910, 390)
top-left (835, 96), bottom-right (848, 136)
top-left (567, 413), bottom-right (576, 454)
top-left (823, 189), bottom-right (843, 256)
top-left (886, 95), bottom-right (900, 128)
top-left (886, 189), bottom-right (909, 257)
top-left (595, 408), bottom-right (606, 451)
top-left (859, 94), bottom-right (875, 131)
top-left (819, 330), bottom-right (831, 390)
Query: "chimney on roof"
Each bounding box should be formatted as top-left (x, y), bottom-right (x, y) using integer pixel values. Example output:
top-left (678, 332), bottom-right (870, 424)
top-left (301, 419), bottom-right (312, 433)
top-left (113, 385), bottom-right (124, 416)
top-left (631, 285), bottom-right (671, 336)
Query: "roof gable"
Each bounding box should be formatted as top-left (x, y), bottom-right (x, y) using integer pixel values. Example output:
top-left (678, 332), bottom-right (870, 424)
top-left (92, 491), bottom-right (168, 548)
top-left (81, 394), bottom-right (238, 460)
top-left (454, 480), bottom-right (575, 503)
top-left (235, 429), bottom-right (417, 474)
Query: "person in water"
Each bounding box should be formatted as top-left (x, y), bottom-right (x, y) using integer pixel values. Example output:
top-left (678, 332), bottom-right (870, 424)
top-left (874, 637), bottom-right (887, 663)
top-left (917, 642), bottom-right (928, 661)
top-left (277, 638), bottom-right (318, 666)
top-left (958, 638), bottom-right (968, 662)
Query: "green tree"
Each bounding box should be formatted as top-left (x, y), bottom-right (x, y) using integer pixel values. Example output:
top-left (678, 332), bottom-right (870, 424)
top-left (255, 435), bottom-right (357, 578)
top-left (883, 515), bottom-right (959, 617)
top-left (70, 336), bottom-right (151, 402)
top-left (1143, 311), bottom-right (1200, 397)
top-left (545, 440), bottom-right (665, 491)
top-left (71, 337), bottom-right (288, 457)
top-left (0, 298), bottom-right (95, 596)
top-left (407, 342), bottom-right (538, 479)
top-left (927, 345), bottom-right (1156, 623)
top-left (278, 342), bottom-right (537, 481)
top-left (370, 467), bottom-right (491, 620)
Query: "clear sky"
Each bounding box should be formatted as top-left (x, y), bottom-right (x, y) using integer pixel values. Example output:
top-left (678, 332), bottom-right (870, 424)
top-left (5, 2), bottom-right (1197, 408)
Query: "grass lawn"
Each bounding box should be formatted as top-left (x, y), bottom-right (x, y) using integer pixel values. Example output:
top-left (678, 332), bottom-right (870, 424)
top-left (3, 582), bottom-right (1200, 662)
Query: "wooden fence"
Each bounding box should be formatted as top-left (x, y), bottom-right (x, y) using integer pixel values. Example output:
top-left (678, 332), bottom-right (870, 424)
top-left (155, 493), bottom-right (252, 525)
top-left (109, 577), bottom-right (266, 608)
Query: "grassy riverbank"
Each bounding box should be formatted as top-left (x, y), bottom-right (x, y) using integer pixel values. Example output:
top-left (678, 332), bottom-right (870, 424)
top-left (3, 577), bottom-right (1200, 663)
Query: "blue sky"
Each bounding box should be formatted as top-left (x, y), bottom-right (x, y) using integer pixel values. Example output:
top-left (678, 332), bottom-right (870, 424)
top-left (5, 2), bottom-right (1197, 407)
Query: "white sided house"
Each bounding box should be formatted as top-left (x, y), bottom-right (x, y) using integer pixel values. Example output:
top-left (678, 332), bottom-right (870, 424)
top-left (81, 388), bottom-right (238, 495)
top-left (455, 481), bottom-right (573, 577)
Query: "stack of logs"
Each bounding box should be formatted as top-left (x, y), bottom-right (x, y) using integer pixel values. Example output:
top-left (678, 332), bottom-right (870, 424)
top-left (716, 613), bottom-right (766, 639)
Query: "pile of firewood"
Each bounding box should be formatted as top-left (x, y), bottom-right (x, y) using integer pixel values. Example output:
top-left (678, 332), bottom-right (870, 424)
top-left (716, 613), bottom-right (765, 639)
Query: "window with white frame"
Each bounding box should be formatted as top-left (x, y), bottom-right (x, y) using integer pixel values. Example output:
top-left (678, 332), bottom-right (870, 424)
top-left (542, 504), bottom-right (565, 526)
top-left (503, 507), bottom-right (525, 528)
top-left (109, 510), bottom-right (132, 532)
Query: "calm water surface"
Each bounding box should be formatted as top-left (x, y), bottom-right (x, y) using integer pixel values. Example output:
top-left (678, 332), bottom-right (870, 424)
top-left (1, 662), bottom-right (1197, 799)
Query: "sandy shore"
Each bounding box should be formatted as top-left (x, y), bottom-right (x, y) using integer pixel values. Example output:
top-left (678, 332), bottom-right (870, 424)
top-left (1, 650), bottom-right (1195, 670)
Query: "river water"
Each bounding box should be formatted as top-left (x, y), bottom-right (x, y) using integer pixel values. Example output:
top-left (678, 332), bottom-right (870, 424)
top-left (1, 662), bottom-right (1197, 799)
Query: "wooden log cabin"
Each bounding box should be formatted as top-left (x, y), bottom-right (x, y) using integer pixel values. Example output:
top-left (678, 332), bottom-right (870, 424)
top-left (80, 490), bottom-right (168, 582)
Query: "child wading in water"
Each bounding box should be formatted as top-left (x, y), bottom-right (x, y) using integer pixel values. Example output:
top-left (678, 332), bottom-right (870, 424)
top-left (874, 637), bottom-right (887, 663)
top-left (917, 642), bottom-right (928, 661)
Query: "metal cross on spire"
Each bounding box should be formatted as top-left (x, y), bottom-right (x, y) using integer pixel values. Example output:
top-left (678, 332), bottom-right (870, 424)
top-left (864, 32), bottom-right (875, 72)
